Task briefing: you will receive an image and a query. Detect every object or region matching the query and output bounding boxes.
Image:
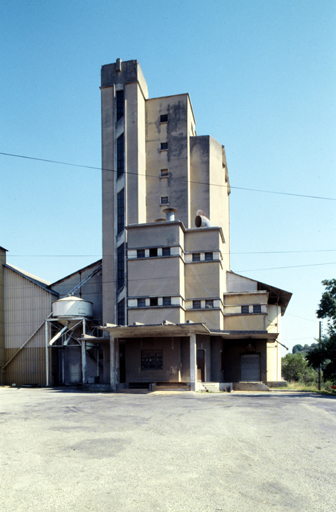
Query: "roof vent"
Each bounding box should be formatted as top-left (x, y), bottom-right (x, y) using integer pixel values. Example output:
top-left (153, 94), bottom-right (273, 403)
top-left (195, 209), bottom-right (212, 228)
top-left (116, 58), bottom-right (122, 72)
top-left (162, 207), bottom-right (178, 221)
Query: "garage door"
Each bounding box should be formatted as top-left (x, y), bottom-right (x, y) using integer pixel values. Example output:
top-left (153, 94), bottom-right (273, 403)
top-left (241, 354), bottom-right (261, 381)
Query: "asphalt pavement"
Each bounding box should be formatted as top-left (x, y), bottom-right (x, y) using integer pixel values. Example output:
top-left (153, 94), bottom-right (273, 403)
top-left (0, 388), bottom-right (335, 512)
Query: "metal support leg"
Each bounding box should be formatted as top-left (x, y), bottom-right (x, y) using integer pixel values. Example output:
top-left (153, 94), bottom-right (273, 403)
top-left (81, 340), bottom-right (86, 385)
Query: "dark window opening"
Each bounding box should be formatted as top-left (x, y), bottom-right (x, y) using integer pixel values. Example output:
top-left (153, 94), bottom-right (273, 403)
top-left (137, 298), bottom-right (146, 307)
top-left (150, 297), bottom-right (158, 307)
top-left (163, 297), bottom-right (171, 306)
top-left (141, 351), bottom-right (163, 370)
top-left (117, 189), bottom-right (124, 234)
top-left (117, 134), bottom-right (124, 178)
top-left (160, 169), bottom-right (169, 177)
top-left (241, 305), bottom-right (249, 314)
top-left (160, 196), bottom-right (169, 205)
top-left (193, 300), bottom-right (201, 309)
top-left (205, 300), bottom-right (214, 308)
top-left (137, 249), bottom-right (145, 258)
top-left (117, 244), bottom-right (124, 289)
top-left (116, 90), bottom-right (124, 121)
top-left (160, 114), bottom-right (168, 123)
top-left (162, 247), bottom-right (170, 256)
top-left (160, 142), bottom-right (168, 150)
top-left (253, 304), bottom-right (261, 314)
top-left (192, 253), bottom-right (201, 262)
top-left (205, 252), bottom-right (213, 261)
top-left (149, 248), bottom-right (157, 257)
top-left (117, 299), bottom-right (125, 325)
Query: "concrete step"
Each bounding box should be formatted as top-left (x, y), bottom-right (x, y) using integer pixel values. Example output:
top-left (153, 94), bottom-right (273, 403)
top-left (233, 382), bottom-right (270, 391)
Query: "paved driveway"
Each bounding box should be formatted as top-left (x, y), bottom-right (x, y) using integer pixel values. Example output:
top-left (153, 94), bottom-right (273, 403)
top-left (0, 388), bottom-right (335, 512)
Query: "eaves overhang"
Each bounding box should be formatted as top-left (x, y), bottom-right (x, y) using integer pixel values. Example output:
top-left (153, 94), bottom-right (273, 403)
top-left (98, 323), bottom-right (278, 341)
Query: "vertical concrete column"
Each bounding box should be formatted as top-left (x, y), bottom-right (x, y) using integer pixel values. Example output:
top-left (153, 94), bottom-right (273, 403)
top-left (190, 333), bottom-right (197, 391)
top-left (115, 339), bottom-right (120, 386)
top-left (110, 335), bottom-right (116, 391)
top-left (81, 340), bottom-right (86, 385)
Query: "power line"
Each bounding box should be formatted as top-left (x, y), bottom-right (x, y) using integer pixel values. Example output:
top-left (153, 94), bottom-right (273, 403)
top-left (7, 248), bottom-right (336, 257)
top-left (237, 262), bottom-right (336, 272)
top-left (1, 151), bottom-right (336, 201)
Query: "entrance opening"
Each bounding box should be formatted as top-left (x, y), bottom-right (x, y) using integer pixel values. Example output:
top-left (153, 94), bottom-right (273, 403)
top-left (197, 349), bottom-right (205, 382)
top-left (241, 354), bottom-right (261, 381)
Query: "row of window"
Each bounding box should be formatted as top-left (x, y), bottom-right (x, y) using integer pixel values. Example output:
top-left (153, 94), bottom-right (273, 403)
top-left (137, 297), bottom-right (172, 307)
top-left (193, 300), bottom-right (214, 309)
top-left (241, 305), bottom-right (262, 314)
top-left (137, 247), bottom-right (171, 258)
top-left (133, 249), bottom-right (215, 261)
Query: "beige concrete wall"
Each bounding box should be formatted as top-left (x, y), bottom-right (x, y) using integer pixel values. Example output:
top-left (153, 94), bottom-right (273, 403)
top-left (185, 261), bottom-right (221, 299)
top-left (127, 222), bottom-right (184, 250)
top-left (185, 228), bottom-right (222, 253)
top-left (125, 82), bottom-right (146, 225)
top-left (125, 337), bottom-right (182, 382)
top-left (128, 257), bottom-right (182, 297)
top-left (267, 341), bottom-right (281, 382)
top-left (186, 309), bottom-right (224, 331)
top-left (224, 292), bottom-right (268, 306)
top-left (128, 307), bottom-right (184, 326)
top-left (226, 273), bottom-right (258, 293)
top-left (224, 314), bottom-right (266, 331)
top-left (146, 95), bottom-right (190, 226)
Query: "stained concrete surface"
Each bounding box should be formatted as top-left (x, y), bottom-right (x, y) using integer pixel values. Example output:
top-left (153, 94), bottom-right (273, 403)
top-left (0, 388), bottom-right (335, 512)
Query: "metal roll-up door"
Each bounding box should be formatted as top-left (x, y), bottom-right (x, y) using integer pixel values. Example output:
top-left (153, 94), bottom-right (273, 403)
top-left (241, 354), bottom-right (261, 381)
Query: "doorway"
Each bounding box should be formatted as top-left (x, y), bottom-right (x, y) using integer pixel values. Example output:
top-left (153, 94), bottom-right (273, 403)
top-left (197, 349), bottom-right (205, 382)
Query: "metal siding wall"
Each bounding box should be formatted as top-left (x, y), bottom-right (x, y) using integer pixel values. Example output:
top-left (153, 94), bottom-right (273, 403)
top-left (4, 268), bottom-right (53, 385)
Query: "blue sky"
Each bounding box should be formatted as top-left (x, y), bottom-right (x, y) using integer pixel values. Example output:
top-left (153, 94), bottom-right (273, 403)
top-left (1, 0), bottom-right (335, 353)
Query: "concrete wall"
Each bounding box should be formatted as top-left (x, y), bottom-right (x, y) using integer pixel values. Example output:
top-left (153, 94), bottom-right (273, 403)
top-left (146, 95), bottom-right (191, 226)
top-left (124, 337), bottom-right (182, 383)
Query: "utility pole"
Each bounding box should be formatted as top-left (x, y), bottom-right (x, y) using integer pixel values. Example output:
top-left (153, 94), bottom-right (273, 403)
top-left (318, 321), bottom-right (322, 391)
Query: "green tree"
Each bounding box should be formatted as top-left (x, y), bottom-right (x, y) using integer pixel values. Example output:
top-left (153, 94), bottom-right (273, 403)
top-left (306, 279), bottom-right (336, 383)
top-left (282, 353), bottom-right (317, 384)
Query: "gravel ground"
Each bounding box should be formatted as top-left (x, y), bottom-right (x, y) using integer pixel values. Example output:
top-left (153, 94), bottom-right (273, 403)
top-left (0, 388), bottom-right (335, 512)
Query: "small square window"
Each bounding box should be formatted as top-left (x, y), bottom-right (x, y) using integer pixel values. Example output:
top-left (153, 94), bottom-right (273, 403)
top-left (160, 169), bottom-right (169, 178)
top-left (205, 300), bottom-right (214, 308)
top-left (241, 305), bottom-right (249, 314)
top-left (192, 253), bottom-right (201, 262)
top-left (137, 249), bottom-right (145, 258)
top-left (205, 252), bottom-right (213, 261)
top-left (162, 247), bottom-right (170, 256)
top-left (161, 142), bottom-right (168, 150)
top-left (160, 196), bottom-right (169, 205)
top-left (141, 350), bottom-right (163, 370)
top-left (193, 300), bottom-right (201, 309)
top-left (160, 114), bottom-right (168, 123)
top-left (150, 297), bottom-right (158, 307)
top-left (163, 297), bottom-right (171, 306)
top-left (137, 298), bottom-right (145, 307)
top-left (149, 248), bottom-right (157, 257)
top-left (253, 304), bottom-right (261, 314)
